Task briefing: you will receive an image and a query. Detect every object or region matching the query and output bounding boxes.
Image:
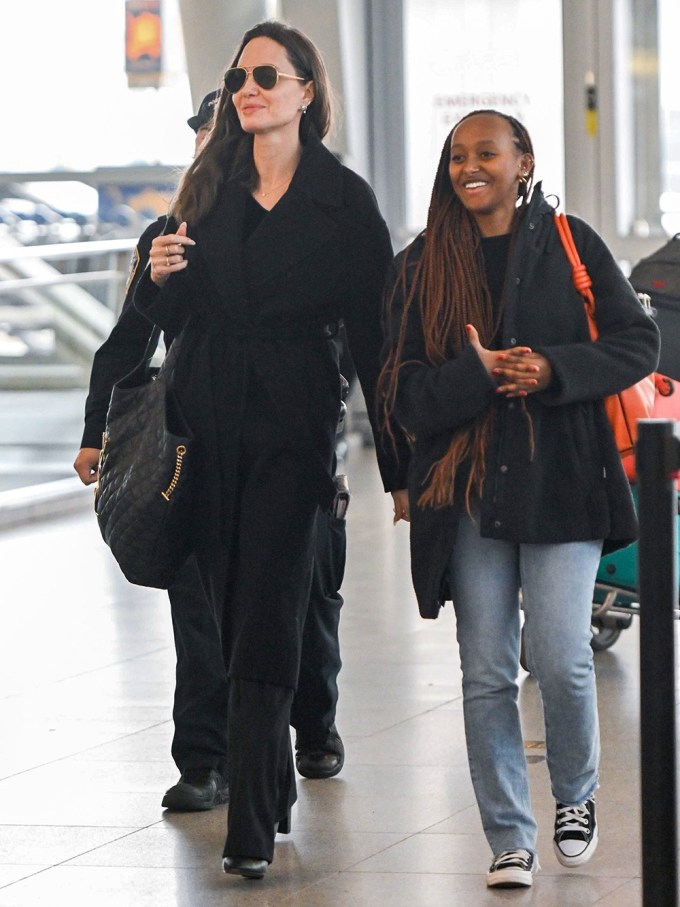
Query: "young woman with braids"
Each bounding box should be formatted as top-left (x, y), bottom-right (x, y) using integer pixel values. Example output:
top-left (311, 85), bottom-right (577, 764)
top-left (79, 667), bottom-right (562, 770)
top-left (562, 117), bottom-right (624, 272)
top-left (380, 110), bottom-right (658, 888)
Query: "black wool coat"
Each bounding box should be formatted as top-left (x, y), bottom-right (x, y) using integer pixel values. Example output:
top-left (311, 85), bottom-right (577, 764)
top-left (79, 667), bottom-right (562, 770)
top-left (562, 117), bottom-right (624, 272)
top-left (385, 186), bottom-right (660, 620)
top-left (134, 137), bottom-right (408, 686)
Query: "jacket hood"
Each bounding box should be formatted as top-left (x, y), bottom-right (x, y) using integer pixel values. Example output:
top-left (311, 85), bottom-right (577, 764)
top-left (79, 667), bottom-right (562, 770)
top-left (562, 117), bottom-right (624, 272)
top-left (522, 181), bottom-right (555, 223)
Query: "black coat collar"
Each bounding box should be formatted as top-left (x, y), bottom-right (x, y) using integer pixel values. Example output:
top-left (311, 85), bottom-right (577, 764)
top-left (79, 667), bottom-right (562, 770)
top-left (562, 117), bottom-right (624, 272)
top-left (523, 182), bottom-right (553, 221)
top-left (191, 138), bottom-right (343, 316)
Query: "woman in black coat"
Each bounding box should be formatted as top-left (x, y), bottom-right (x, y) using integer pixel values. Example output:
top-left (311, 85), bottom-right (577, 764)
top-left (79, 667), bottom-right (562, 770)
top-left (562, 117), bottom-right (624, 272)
top-left (134, 21), bottom-right (407, 878)
top-left (380, 110), bottom-right (659, 890)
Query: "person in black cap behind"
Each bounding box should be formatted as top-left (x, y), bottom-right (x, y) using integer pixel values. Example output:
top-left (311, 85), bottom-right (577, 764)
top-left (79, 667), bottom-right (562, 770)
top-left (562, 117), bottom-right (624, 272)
top-left (74, 88), bottom-right (347, 814)
top-left (187, 88), bottom-right (221, 143)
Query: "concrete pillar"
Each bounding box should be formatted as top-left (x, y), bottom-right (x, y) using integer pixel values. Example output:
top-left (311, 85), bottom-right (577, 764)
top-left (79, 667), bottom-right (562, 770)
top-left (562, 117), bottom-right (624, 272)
top-left (279, 0), bottom-right (347, 158)
top-left (366, 0), bottom-right (406, 240)
top-left (178, 0), bottom-right (271, 109)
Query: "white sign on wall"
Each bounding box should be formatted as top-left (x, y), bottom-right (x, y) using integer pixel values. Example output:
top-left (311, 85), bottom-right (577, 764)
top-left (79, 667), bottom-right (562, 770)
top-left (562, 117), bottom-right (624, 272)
top-left (404, 0), bottom-right (565, 232)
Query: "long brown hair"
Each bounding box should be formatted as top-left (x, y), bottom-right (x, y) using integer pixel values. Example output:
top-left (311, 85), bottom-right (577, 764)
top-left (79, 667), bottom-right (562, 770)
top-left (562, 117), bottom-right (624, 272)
top-left (170, 20), bottom-right (333, 225)
top-left (380, 110), bottom-right (535, 510)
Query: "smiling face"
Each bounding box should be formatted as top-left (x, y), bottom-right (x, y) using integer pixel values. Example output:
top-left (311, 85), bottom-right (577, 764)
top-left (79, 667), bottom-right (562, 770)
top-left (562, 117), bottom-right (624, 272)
top-left (448, 113), bottom-right (533, 236)
top-left (232, 36), bottom-right (314, 140)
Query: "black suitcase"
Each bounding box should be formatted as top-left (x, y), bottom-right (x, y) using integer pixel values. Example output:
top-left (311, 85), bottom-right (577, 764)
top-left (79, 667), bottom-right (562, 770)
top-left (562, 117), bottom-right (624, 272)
top-left (629, 234), bottom-right (680, 379)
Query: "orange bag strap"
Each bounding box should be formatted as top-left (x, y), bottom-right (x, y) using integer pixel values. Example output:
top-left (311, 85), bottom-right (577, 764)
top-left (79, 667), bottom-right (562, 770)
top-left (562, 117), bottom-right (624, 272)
top-left (553, 212), bottom-right (598, 342)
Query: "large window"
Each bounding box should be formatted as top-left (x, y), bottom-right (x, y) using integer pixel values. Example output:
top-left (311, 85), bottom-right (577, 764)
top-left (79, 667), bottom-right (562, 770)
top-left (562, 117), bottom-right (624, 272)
top-left (614, 0), bottom-right (680, 238)
top-left (403, 0), bottom-right (564, 233)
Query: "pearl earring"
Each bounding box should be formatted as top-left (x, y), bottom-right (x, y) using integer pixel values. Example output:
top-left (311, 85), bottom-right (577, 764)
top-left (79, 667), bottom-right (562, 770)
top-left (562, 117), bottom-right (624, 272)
top-left (299, 104), bottom-right (308, 114)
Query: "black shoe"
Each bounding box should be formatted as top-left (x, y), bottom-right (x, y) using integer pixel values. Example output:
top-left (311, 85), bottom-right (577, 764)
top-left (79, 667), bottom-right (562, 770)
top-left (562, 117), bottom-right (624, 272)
top-left (486, 850), bottom-right (538, 888)
top-left (277, 807), bottom-right (292, 835)
top-left (553, 796), bottom-right (598, 866)
top-left (162, 768), bottom-right (229, 812)
top-left (295, 724), bottom-right (345, 779)
top-left (222, 856), bottom-right (268, 880)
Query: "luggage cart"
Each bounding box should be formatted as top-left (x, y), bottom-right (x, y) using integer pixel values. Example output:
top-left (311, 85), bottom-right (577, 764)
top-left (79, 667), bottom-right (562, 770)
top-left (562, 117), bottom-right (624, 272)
top-left (591, 552), bottom-right (640, 651)
top-left (590, 483), bottom-right (680, 652)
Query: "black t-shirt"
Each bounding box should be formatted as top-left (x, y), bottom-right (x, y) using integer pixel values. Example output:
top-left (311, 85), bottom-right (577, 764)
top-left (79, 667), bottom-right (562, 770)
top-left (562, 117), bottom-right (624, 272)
top-left (481, 232), bottom-right (512, 311)
top-left (481, 232), bottom-right (512, 347)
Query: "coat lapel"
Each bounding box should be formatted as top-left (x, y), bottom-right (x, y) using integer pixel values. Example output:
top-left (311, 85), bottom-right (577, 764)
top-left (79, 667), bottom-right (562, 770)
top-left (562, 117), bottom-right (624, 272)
top-left (187, 138), bottom-right (344, 316)
top-left (503, 185), bottom-right (553, 333)
top-left (243, 188), bottom-right (340, 290)
top-left (245, 138), bottom-right (344, 291)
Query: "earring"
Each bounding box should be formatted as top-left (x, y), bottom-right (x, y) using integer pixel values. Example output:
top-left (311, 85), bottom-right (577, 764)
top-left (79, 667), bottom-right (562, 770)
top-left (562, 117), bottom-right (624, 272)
top-left (517, 173), bottom-right (528, 199)
top-left (299, 103), bottom-right (308, 114)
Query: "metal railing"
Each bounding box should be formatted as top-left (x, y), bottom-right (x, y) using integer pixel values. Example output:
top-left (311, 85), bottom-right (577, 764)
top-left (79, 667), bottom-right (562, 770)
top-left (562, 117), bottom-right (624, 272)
top-left (0, 237), bottom-right (137, 388)
top-left (0, 237), bottom-right (136, 311)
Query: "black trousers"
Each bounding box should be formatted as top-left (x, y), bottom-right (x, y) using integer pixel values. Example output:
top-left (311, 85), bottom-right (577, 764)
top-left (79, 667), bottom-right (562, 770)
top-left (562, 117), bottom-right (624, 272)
top-left (223, 678), bottom-right (296, 862)
top-left (167, 506), bottom-right (346, 776)
top-left (168, 555), bottom-right (229, 779)
top-left (291, 512), bottom-right (345, 742)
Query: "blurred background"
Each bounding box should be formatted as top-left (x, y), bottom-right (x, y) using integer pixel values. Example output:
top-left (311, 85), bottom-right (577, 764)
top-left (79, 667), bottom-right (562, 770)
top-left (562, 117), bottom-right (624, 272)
top-left (0, 0), bottom-right (678, 511)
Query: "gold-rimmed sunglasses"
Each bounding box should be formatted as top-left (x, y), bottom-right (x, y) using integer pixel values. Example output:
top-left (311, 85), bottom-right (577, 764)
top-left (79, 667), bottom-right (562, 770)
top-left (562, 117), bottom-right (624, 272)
top-left (224, 65), bottom-right (308, 94)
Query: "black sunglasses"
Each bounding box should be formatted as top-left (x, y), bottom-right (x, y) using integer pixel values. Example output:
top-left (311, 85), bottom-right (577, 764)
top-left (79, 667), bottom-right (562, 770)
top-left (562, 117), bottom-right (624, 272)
top-left (224, 64), bottom-right (308, 94)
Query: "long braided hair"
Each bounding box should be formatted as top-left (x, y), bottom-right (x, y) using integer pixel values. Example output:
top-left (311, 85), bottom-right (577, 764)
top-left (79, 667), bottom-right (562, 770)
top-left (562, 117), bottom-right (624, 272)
top-left (170, 20), bottom-right (333, 225)
top-left (379, 110), bottom-right (535, 510)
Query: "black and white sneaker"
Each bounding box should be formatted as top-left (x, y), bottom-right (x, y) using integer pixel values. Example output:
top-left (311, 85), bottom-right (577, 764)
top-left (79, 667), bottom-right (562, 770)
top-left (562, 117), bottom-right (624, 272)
top-left (486, 849), bottom-right (538, 888)
top-left (553, 796), bottom-right (598, 866)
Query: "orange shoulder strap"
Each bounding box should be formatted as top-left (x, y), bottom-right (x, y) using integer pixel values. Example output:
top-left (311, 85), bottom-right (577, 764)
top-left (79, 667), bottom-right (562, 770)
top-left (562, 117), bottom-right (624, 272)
top-left (553, 212), bottom-right (597, 341)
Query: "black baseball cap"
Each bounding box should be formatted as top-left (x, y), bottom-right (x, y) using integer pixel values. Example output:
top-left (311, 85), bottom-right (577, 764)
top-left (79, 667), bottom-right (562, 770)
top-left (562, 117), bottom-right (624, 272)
top-left (187, 89), bottom-right (221, 133)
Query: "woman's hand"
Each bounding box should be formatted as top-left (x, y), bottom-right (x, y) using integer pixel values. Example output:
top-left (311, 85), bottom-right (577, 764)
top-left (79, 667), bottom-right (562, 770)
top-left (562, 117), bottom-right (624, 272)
top-left (391, 488), bottom-right (410, 524)
top-left (493, 349), bottom-right (553, 397)
top-left (73, 447), bottom-right (101, 485)
top-left (149, 222), bottom-right (195, 287)
top-left (466, 324), bottom-right (551, 397)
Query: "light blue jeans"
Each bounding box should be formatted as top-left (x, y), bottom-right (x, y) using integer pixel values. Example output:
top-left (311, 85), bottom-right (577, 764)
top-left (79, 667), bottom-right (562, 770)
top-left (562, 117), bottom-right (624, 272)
top-left (449, 507), bottom-right (602, 856)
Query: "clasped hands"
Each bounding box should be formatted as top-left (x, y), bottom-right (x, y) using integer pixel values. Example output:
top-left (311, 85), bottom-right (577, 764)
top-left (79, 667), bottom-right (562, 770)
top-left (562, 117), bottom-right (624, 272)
top-left (466, 324), bottom-right (552, 397)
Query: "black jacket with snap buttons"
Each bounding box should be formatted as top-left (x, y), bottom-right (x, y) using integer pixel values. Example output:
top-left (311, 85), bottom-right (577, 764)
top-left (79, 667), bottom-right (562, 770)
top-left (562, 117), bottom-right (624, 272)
top-left (384, 185), bottom-right (660, 619)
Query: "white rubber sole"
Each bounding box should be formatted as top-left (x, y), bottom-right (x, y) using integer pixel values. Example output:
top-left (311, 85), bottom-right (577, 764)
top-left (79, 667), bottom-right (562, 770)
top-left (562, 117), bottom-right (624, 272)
top-left (554, 826), bottom-right (599, 867)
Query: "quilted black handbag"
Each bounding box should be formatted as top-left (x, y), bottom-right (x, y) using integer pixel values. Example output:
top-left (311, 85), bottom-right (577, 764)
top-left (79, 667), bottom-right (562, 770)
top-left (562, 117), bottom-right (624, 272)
top-left (94, 327), bottom-right (195, 589)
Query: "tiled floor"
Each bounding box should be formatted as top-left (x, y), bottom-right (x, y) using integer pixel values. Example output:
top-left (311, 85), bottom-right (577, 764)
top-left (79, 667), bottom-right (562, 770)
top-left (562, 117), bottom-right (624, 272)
top-left (0, 445), bottom-right (663, 905)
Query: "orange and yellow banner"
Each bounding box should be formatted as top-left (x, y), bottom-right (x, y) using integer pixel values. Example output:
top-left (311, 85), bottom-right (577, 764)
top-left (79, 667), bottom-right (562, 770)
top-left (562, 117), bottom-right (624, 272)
top-left (125, 0), bottom-right (162, 86)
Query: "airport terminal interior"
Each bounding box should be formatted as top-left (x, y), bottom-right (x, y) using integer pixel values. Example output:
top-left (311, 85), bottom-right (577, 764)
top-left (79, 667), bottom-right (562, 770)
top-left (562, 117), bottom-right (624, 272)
top-left (2, 0), bottom-right (680, 904)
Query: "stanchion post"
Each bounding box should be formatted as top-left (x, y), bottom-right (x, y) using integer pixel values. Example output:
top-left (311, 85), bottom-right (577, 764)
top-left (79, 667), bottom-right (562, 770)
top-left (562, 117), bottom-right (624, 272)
top-left (637, 419), bottom-right (680, 907)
